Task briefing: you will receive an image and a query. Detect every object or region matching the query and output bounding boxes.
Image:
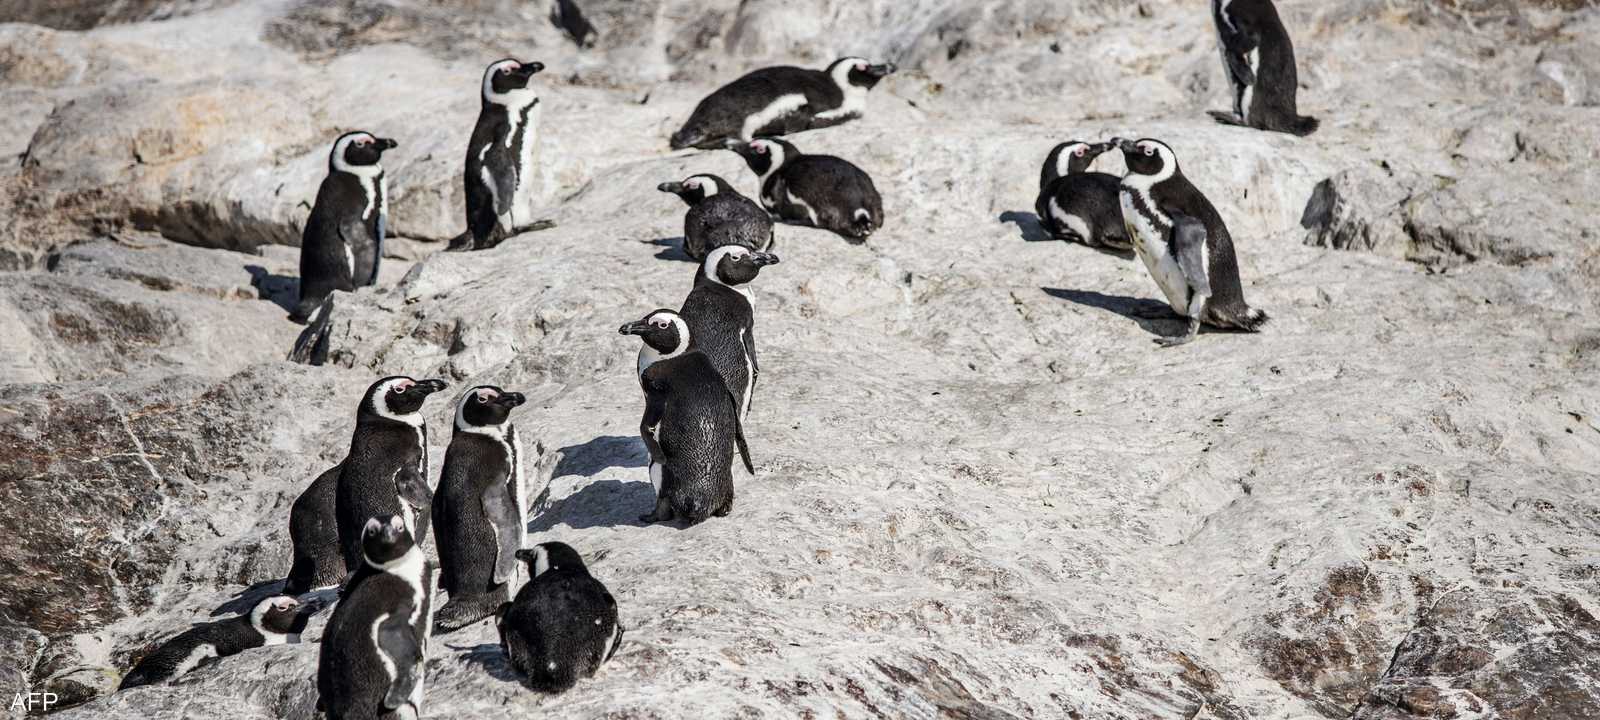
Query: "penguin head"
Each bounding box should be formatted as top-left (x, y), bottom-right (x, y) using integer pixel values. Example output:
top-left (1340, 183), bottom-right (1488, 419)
top-left (1115, 138), bottom-right (1179, 180)
top-left (360, 376), bottom-right (449, 424)
top-left (360, 515), bottom-right (416, 566)
top-left (725, 138), bottom-right (795, 178)
top-left (827, 56), bottom-right (897, 90)
top-left (657, 175), bottom-right (730, 206)
top-left (619, 308), bottom-right (689, 356)
top-left (703, 245), bottom-right (780, 287)
top-left (454, 385), bottom-right (526, 431)
top-left (482, 58), bottom-right (545, 104)
top-left (330, 131), bottom-right (398, 174)
top-left (1042, 140), bottom-right (1111, 186)
top-left (252, 595), bottom-right (314, 637)
top-left (515, 542), bottom-right (586, 577)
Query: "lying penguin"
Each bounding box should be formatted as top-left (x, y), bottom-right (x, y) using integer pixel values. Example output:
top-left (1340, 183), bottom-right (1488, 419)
top-left (497, 542), bottom-right (625, 693)
top-left (658, 174), bottom-right (775, 261)
top-left (726, 138), bottom-right (883, 242)
top-left (1034, 140), bottom-right (1130, 251)
top-left (670, 57), bottom-right (896, 150)
top-left (119, 595), bottom-right (319, 690)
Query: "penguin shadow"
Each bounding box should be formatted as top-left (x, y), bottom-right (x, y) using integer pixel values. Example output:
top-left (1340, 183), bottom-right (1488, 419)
top-left (1041, 287), bottom-right (1191, 341)
top-left (246, 265), bottom-right (299, 313)
top-left (452, 643), bottom-right (525, 685)
top-left (999, 212), bottom-right (1135, 259)
top-left (643, 237), bottom-right (695, 263)
top-left (552, 435), bottom-right (648, 477)
top-left (210, 578), bottom-right (288, 617)
top-left (528, 436), bottom-right (654, 531)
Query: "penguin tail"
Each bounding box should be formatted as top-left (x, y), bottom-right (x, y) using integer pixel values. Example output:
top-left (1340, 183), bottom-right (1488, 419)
top-left (288, 299), bottom-right (333, 366)
top-left (1238, 307), bottom-right (1270, 332)
top-left (669, 128), bottom-right (703, 151)
top-left (1290, 115), bottom-right (1320, 137)
top-left (433, 594), bottom-right (501, 634)
top-left (446, 230), bottom-right (475, 252)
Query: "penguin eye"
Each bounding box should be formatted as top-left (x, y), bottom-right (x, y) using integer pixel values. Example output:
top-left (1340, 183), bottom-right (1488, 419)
top-left (1144, 146), bottom-right (1155, 157)
top-left (653, 321), bottom-right (669, 329)
top-left (1073, 147), bottom-right (1085, 157)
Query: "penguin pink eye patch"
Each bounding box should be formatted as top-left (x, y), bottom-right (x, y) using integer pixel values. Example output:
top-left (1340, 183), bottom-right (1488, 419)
top-left (476, 389), bottom-right (497, 402)
top-left (393, 379), bottom-right (415, 393)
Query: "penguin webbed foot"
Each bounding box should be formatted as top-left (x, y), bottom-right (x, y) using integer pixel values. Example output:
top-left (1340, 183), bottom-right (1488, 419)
top-left (1155, 318), bottom-right (1201, 348)
top-left (1207, 110), bottom-right (1247, 127)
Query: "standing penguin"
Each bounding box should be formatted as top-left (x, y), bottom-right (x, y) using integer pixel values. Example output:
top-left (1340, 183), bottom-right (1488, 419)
top-left (1034, 140), bottom-right (1131, 251)
top-left (680, 245), bottom-right (779, 421)
top-left (285, 463), bottom-right (344, 595)
top-left (432, 386), bottom-right (528, 633)
top-left (658, 174), bottom-right (775, 261)
top-left (496, 542), bottom-right (624, 692)
top-left (455, 58), bottom-right (548, 251)
top-left (670, 57), bottom-right (897, 150)
top-left (119, 596), bottom-right (318, 690)
top-left (728, 137), bottom-right (883, 242)
top-left (335, 376), bottom-right (449, 569)
top-left (317, 516), bottom-right (434, 720)
top-left (1208, 0), bottom-right (1318, 136)
top-left (1114, 138), bottom-right (1268, 346)
top-left (293, 131), bottom-right (397, 322)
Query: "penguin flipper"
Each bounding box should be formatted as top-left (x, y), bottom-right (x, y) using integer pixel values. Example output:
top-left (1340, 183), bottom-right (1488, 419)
top-left (378, 609), bottom-right (422, 710)
top-left (371, 213), bottom-right (385, 286)
top-left (1224, 51), bottom-right (1256, 89)
top-left (481, 480), bottom-right (521, 585)
top-left (1170, 213), bottom-right (1213, 299)
top-left (395, 467), bottom-right (434, 517)
top-left (288, 298), bottom-right (333, 366)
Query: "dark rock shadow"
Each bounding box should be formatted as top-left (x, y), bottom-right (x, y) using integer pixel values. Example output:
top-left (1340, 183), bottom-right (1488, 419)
top-left (999, 210), bottom-right (1054, 243)
top-left (1042, 287), bottom-right (1192, 340)
top-left (553, 435), bottom-right (648, 478)
top-left (246, 265), bottom-right (299, 313)
top-left (211, 578), bottom-right (287, 617)
top-left (529, 479), bottom-right (654, 532)
top-left (644, 237), bottom-right (695, 262)
top-left (452, 642), bottom-right (525, 684)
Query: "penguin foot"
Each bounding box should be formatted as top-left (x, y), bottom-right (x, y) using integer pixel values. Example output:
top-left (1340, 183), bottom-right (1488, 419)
top-left (1155, 334), bottom-right (1196, 348)
top-left (433, 596), bottom-right (501, 633)
top-left (1207, 110), bottom-right (1247, 127)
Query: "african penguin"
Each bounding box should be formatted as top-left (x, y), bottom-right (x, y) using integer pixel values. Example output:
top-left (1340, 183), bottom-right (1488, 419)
top-left (454, 58), bottom-right (547, 252)
top-left (293, 131), bottom-right (396, 323)
top-left (1208, 0), bottom-right (1318, 136)
top-left (728, 137), bottom-right (883, 242)
top-left (622, 312), bottom-right (753, 525)
top-left (316, 516), bottom-right (435, 720)
top-left (285, 463), bottom-right (345, 595)
top-left (670, 57), bottom-right (897, 150)
top-left (622, 307), bottom-right (691, 384)
top-left (119, 595), bottom-right (318, 690)
top-left (496, 542), bottom-right (625, 693)
top-left (335, 376), bottom-right (449, 569)
top-left (1114, 138), bottom-right (1268, 346)
top-left (550, 0), bottom-right (598, 49)
top-left (679, 245), bottom-right (778, 422)
top-left (1034, 140), bottom-right (1131, 251)
top-left (432, 385), bottom-right (528, 633)
top-left (658, 173), bottom-right (775, 261)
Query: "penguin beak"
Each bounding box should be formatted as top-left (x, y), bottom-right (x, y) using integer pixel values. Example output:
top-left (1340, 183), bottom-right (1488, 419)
top-left (495, 392), bottom-right (526, 408)
top-left (377, 138), bottom-right (398, 151)
top-left (414, 379), bottom-right (448, 395)
top-left (867, 62), bottom-right (897, 78)
top-left (519, 61), bottom-right (545, 76)
top-left (619, 321), bottom-right (650, 337)
top-left (750, 252), bottom-right (780, 267)
top-left (657, 181), bottom-right (684, 194)
top-left (1115, 138), bottom-right (1138, 154)
top-left (722, 139), bottom-right (749, 153)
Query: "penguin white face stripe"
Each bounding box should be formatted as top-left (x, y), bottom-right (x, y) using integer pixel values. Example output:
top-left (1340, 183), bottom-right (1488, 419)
top-left (686, 176), bottom-right (717, 198)
top-left (532, 545), bottom-right (551, 577)
top-left (454, 387), bottom-right (509, 438)
top-left (372, 378), bottom-right (425, 428)
top-left (817, 57), bottom-right (869, 121)
top-left (332, 133), bottom-right (385, 221)
top-left (636, 314), bottom-right (691, 377)
top-left (1055, 143), bottom-right (1089, 179)
top-left (702, 246), bottom-right (757, 305)
top-left (1121, 142), bottom-right (1178, 227)
top-left (741, 93), bottom-right (808, 142)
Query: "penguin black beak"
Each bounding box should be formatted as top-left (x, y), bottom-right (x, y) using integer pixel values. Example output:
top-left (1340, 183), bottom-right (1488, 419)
top-left (619, 321), bottom-right (650, 336)
top-left (414, 379), bottom-right (448, 395)
top-left (657, 181), bottom-right (685, 194)
top-left (495, 392), bottom-right (526, 408)
top-left (520, 61), bottom-right (546, 76)
top-left (867, 62), bottom-right (897, 78)
top-left (722, 139), bottom-right (749, 153)
top-left (750, 252), bottom-right (780, 267)
top-left (378, 138), bottom-right (398, 151)
top-left (1115, 138), bottom-right (1137, 154)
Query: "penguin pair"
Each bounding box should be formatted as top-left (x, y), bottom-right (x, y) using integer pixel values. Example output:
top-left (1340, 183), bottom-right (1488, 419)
top-left (1113, 137), bottom-right (1269, 346)
top-left (727, 137), bottom-right (883, 242)
top-left (1208, 0), bottom-right (1318, 136)
top-left (620, 246), bottom-right (772, 524)
top-left (454, 58), bottom-right (554, 251)
top-left (658, 174), bottom-right (774, 261)
top-left (118, 595), bottom-right (319, 690)
top-left (1034, 140), bottom-right (1131, 251)
top-left (285, 375), bottom-right (449, 597)
top-left (293, 130), bottom-right (397, 332)
top-left (670, 57), bottom-right (897, 150)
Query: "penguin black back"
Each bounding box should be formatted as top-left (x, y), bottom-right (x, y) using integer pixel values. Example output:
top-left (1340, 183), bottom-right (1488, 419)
top-left (637, 350), bottom-right (751, 524)
top-left (120, 596), bottom-right (312, 690)
top-left (1034, 141), bottom-right (1130, 251)
top-left (285, 463), bottom-right (344, 594)
top-left (679, 246), bottom-right (779, 421)
top-left (728, 138), bottom-right (883, 242)
top-left (497, 542), bottom-right (624, 692)
top-left (658, 174), bottom-right (775, 261)
top-left (669, 57), bottom-right (896, 150)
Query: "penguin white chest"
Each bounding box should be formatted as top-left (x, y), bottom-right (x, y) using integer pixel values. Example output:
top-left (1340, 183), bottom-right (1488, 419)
top-left (1120, 191), bottom-right (1191, 315)
top-left (510, 102), bottom-right (542, 225)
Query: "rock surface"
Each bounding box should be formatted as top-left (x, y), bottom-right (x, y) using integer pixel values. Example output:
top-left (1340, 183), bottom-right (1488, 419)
top-left (1, 0), bottom-right (1598, 718)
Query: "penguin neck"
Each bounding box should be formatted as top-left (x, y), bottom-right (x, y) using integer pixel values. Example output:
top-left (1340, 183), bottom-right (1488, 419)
top-left (704, 269), bottom-right (755, 306)
top-left (637, 338), bottom-right (689, 378)
top-left (455, 416), bottom-right (510, 442)
top-left (333, 162), bottom-right (384, 221)
top-left (367, 405), bottom-right (424, 429)
top-left (365, 545), bottom-right (425, 577)
top-left (828, 64), bottom-right (867, 118)
top-left (248, 606), bottom-right (296, 646)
